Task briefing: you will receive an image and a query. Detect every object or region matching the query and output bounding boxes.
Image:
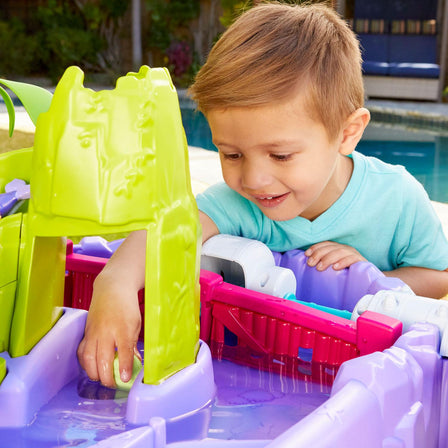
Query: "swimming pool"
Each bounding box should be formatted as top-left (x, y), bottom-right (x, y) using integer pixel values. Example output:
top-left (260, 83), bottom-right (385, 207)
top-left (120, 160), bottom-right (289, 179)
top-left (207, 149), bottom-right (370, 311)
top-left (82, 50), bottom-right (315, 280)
top-left (181, 108), bottom-right (448, 204)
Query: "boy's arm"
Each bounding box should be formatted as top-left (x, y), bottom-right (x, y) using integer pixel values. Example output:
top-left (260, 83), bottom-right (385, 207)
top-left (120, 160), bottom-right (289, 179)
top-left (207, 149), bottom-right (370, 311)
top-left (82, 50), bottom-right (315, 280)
top-left (384, 267), bottom-right (448, 299)
top-left (77, 230), bottom-right (147, 388)
top-left (77, 212), bottom-right (219, 387)
top-left (200, 210), bottom-right (220, 243)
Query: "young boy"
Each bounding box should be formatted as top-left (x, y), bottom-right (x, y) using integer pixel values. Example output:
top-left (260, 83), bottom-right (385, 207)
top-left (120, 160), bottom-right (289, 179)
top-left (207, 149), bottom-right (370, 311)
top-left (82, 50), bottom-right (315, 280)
top-left (77, 2), bottom-right (448, 388)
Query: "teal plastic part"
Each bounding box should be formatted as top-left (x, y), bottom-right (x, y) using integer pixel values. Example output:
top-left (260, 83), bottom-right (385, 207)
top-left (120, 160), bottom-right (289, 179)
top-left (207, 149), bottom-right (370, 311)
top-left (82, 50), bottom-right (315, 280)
top-left (113, 354), bottom-right (143, 391)
top-left (284, 293), bottom-right (352, 320)
top-left (0, 78), bottom-right (53, 131)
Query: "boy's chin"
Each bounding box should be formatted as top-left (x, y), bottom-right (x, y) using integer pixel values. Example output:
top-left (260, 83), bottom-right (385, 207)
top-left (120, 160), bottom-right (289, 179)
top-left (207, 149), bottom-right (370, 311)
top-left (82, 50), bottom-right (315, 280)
top-left (259, 208), bottom-right (300, 222)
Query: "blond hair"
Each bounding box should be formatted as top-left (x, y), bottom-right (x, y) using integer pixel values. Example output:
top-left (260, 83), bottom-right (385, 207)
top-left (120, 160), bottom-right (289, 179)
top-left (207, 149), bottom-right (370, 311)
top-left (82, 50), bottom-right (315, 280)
top-left (188, 2), bottom-right (364, 141)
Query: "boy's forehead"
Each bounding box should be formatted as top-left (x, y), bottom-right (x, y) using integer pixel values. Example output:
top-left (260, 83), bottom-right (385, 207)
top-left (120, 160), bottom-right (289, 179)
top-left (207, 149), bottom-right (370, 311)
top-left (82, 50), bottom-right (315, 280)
top-left (207, 100), bottom-right (329, 150)
top-left (207, 91), bottom-right (314, 126)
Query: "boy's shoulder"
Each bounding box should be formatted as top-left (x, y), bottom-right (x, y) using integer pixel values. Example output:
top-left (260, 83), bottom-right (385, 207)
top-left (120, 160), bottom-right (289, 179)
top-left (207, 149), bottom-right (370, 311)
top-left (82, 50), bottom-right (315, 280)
top-left (353, 151), bottom-right (427, 203)
top-left (353, 151), bottom-right (417, 190)
top-left (354, 151), bottom-right (407, 176)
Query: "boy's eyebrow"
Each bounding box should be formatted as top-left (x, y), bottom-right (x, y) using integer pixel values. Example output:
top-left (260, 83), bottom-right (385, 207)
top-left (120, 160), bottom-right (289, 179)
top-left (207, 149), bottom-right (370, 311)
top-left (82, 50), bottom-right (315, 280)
top-left (258, 140), bottom-right (299, 149)
top-left (213, 139), bottom-right (299, 150)
top-left (212, 140), bottom-right (237, 149)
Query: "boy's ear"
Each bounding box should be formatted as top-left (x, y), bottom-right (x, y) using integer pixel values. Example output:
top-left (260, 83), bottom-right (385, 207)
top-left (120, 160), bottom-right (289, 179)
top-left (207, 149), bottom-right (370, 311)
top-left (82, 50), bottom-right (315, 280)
top-left (339, 107), bottom-right (370, 155)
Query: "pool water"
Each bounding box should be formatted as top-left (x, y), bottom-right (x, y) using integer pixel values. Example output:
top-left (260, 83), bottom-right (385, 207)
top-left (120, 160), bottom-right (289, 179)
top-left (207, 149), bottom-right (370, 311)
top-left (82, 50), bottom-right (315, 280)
top-left (181, 108), bottom-right (215, 152)
top-left (0, 358), bottom-right (330, 447)
top-left (181, 109), bottom-right (448, 203)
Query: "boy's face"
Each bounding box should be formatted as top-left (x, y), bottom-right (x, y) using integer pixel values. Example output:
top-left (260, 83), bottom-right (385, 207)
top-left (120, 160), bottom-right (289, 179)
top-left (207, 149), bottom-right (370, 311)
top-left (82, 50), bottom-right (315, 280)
top-left (207, 92), bottom-right (354, 221)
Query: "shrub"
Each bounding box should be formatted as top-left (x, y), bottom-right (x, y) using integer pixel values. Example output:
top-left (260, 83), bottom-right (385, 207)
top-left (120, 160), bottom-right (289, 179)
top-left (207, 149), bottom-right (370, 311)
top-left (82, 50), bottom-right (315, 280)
top-left (145, 0), bottom-right (200, 86)
top-left (36, 1), bottom-right (103, 81)
top-left (0, 18), bottom-right (39, 76)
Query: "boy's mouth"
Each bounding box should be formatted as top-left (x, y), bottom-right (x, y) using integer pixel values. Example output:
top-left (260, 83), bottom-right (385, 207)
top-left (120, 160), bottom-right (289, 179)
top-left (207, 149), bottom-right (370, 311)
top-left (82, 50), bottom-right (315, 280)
top-left (253, 192), bottom-right (289, 208)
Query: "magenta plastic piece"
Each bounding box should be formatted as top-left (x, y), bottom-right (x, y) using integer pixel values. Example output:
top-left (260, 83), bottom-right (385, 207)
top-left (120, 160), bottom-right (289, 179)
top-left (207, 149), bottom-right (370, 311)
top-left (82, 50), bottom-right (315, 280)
top-left (273, 250), bottom-right (408, 312)
top-left (65, 244), bottom-right (403, 373)
top-left (64, 241), bottom-right (109, 308)
top-left (199, 269), bottom-right (402, 368)
top-left (0, 307), bottom-right (87, 427)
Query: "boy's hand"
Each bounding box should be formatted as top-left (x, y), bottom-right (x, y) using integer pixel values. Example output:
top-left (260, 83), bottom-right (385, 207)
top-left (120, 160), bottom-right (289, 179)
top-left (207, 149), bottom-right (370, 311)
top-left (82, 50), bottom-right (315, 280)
top-left (77, 230), bottom-right (146, 388)
top-left (305, 241), bottom-right (366, 271)
top-left (77, 280), bottom-right (142, 389)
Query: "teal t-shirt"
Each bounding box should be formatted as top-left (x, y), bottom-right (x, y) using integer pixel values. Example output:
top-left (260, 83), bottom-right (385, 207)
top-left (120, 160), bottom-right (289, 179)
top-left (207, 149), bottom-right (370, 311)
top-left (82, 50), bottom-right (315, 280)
top-left (196, 151), bottom-right (448, 272)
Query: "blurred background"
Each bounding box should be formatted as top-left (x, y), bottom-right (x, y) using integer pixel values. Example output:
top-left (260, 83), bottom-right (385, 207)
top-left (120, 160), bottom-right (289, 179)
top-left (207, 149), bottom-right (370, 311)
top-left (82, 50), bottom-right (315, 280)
top-left (0, 0), bottom-right (342, 88)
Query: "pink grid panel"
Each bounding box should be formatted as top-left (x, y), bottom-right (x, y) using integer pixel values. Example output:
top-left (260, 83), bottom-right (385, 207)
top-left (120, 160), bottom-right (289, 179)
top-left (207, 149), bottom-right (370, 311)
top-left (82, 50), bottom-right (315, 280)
top-left (65, 244), bottom-right (402, 380)
top-left (199, 269), bottom-right (402, 375)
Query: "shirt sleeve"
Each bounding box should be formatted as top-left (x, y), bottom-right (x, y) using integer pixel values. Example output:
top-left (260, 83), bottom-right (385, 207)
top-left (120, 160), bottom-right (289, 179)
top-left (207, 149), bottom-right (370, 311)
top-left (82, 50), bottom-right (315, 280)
top-left (393, 173), bottom-right (448, 271)
top-left (195, 182), bottom-right (264, 239)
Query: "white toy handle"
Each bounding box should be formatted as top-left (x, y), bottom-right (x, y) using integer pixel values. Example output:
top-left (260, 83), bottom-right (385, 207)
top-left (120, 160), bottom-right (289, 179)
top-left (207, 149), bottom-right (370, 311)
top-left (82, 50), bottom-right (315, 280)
top-left (352, 290), bottom-right (448, 356)
top-left (201, 234), bottom-right (296, 298)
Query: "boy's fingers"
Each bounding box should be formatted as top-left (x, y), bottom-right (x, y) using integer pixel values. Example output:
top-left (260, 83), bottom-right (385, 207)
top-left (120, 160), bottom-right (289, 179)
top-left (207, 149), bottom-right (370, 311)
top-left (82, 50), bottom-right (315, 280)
top-left (307, 247), bottom-right (337, 267)
top-left (117, 343), bottom-right (137, 383)
top-left (96, 341), bottom-right (117, 388)
top-left (134, 345), bottom-right (142, 362)
top-left (77, 338), bottom-right (100, 382)
top-left (318, 253), bottom-right (365, 271)
top-left (332, 255), bottom-right (365, 270)
top-left (306, 242), bottom-right (337, 265)
top-left (305, 241), bottom-right (334, 254)
top-left (308, 248), bottom-right (365, 271)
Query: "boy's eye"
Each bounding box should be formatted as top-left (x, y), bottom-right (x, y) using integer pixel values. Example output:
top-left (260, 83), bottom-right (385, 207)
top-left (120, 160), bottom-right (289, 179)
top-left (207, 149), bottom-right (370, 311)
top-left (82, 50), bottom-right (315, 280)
top-left (270, 153), bottom-right (292, 161)
top-left (222, 153), bottom-right (242, 160)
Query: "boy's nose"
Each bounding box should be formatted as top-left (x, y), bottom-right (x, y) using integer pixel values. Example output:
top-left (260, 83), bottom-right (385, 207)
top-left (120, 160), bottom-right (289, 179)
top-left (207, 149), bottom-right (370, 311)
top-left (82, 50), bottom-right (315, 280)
top-left (241, 160), bottom-right (272, 190)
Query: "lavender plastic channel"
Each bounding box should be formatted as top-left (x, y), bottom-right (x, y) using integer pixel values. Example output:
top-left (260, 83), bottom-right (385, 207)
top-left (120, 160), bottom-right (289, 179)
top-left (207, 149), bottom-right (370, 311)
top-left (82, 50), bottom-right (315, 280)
top-left (126, 341), bottom-right (216, 425)
top-left (265, 322), bottom-right (443, 448)
top-left (274, 249), bottom-right (409, 311)
top-left (0, 307), bottom-right (87, 427)
top-left (98, 323), bottom-right (446, 448)
top-left (91, 417), bottom-right (167, 448)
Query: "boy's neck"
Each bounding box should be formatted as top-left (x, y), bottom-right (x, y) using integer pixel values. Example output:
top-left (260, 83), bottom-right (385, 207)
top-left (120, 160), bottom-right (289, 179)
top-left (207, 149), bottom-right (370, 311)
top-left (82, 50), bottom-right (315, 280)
top-left (301, 154), bottom-right (354, 222)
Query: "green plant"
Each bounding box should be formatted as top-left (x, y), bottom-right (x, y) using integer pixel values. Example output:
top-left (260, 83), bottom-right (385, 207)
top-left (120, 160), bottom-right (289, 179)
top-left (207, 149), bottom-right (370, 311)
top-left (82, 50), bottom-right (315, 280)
top-left (146, 0), bottom-right (200, 50)
top-left (219, 0), bottom-right (333, 29)
top-left (36, 0), bottom-right (129, 81)
top-left (220, 0), bottom-right (253, 28)
top-left (0, 18), bottom-right (38, 76)
top-left (145, 0), bottom-right (200, 86)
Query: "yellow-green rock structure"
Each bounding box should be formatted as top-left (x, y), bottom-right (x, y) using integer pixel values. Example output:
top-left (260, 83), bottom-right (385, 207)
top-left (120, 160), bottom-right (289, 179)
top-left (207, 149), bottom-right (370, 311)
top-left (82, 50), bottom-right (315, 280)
top-left (0, 66), bottom-right (201, 385)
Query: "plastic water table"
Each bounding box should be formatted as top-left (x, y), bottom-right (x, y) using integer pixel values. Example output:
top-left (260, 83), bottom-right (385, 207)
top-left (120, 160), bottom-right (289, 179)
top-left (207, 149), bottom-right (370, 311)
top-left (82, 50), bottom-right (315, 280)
top-left (62, 235), bottom-right (448, 448)
top-left (1, 68), bottom-right (448, 448)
